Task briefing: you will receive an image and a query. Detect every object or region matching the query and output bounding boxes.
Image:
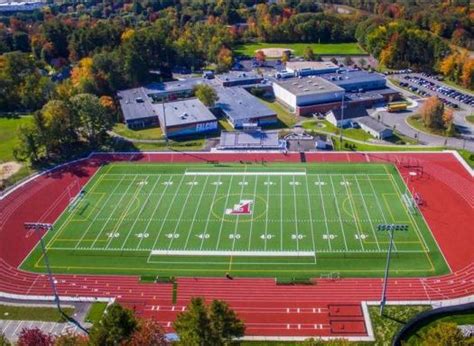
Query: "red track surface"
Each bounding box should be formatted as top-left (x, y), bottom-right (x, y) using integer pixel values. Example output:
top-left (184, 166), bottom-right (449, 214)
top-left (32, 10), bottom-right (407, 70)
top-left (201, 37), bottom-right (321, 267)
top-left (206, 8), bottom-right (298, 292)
top-left (1, 152), bottom-right (473, 338)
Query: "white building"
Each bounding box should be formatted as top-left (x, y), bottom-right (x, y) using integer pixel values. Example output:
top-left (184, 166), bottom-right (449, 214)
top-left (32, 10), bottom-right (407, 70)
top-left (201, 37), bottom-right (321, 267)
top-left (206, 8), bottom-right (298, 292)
top-left (273, 76), bottom-right (344, 112)
top-left (356, 116), bottom-right (393, 139)
top-left (285, 61), bottom-right (339, 76)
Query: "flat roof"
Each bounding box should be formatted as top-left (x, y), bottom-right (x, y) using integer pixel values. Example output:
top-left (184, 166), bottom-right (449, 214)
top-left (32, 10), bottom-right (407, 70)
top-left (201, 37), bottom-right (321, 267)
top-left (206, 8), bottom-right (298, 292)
top-left (216, 87), bottom-right (276, 121)
top-left (286, 61), bottom-right (339, 71)
top-left (152, 98), bottom-right (216, 127)
top-left (355, 116), bottom-right (390, 133)
top-left (144, 78), bottom-right (206, 96)
top-left (273, 76), bottom-right (344, 96)
top-left (320, 70), bottom-right (386, 87)
top-left (328, 104), bottom-right (369, 120)
top-left (117, 87), bottom-right (156, 121)
top-left (217, 72), bottom-right (262, 84)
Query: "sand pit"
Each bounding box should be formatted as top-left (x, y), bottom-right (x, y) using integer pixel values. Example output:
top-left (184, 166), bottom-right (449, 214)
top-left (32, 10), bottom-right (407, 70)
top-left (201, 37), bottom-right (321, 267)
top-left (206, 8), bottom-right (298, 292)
top-left (256, 47), bottom-right (294, 59)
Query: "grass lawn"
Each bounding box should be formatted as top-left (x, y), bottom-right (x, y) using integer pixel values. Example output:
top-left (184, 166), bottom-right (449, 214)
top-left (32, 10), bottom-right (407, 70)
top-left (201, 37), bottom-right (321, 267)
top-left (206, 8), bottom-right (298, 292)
top-left (113, 123), bottom-right (163, 140)
top-left (466, 115), bottom-right (474, 124)
top-left (257, 98), bottom-right (297, 128)
top-left (0, 304), bottom-right (74, 322)
top-left (234, 42), bottom-right (365, 58)
top-left (369, 305), bottom-right (431, 345)
top-left (85, 302), bottom-right (108, 325)
top-left (132, 139), bottom-right (206, 151)
top-left (406, 115), bottom-right (454, 138)
top-left (21, 162), bottom-right (448, 278)
top-left (331, 137), bottom-right (443, 152)
top-left (457, 149), bottom-right (474, 168)
top-left (0, 115), bottom-right (33, 162)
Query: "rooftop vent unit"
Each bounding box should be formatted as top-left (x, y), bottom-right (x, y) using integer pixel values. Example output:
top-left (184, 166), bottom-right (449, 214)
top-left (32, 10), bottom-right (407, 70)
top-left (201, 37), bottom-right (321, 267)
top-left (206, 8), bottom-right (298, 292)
top-left (303, 88), bottom-right (309, 92)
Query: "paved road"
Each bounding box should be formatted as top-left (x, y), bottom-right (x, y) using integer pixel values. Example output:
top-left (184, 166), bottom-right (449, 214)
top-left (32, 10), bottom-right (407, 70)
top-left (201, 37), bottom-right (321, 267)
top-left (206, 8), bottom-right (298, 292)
top-left (384, 80), bottom-right (474, 151)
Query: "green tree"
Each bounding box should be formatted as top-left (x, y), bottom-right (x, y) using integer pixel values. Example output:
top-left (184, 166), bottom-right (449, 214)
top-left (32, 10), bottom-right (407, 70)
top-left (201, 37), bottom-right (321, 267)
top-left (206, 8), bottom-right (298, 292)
top-left (89, 303), bottom-right (138, 346)
top-left (13, 122), bottom-right (42, 163)
top-left (70, 93), bottom-right (112, 147)
top-left (303, 46), bottom-right (315, 61)
top-left (174, 298), bottom-right (245, 346)
top-left (193, 84), bottom-right (219, 108)
top-left (0, 331), bottom-right (10, 346)
top-left (420, 322), bottom-right (465, 345)
top-left (209, 300), bottom-right (245, 344)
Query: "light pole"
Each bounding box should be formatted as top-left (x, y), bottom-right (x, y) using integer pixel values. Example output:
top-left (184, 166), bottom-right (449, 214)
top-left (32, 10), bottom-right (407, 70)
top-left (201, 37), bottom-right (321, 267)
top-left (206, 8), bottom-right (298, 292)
top-left (161, 94), bottom-right (168, 145)
top-left (24, 222), bottom-right (88, 334)
top-left (377, 223), bottom-right (408, 316)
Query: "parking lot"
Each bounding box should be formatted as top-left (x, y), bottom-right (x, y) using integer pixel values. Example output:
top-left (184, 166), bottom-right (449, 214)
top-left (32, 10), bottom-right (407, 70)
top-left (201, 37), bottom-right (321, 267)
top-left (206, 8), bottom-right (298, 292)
top-left (393, 73), bottom-right (474, 110)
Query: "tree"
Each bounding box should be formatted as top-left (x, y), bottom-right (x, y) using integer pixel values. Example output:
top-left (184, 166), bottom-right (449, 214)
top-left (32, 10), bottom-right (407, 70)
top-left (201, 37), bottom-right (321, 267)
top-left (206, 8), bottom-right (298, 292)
top-left (174, 298), bottom-right (213, 346)
top-left (216, 47), bottom-right (233, 73)
top-left (420, 96), bottom-right (444, 129)
top-left (209, 300), bottom-right (245, 344)
top-left (460, 58), bottom-right (474, 89)
top-left (53, 332), bottom-right (88, 346)
top-left (70, 93), bottom-right (112, 147)
top-left (174, 298), bottom-right (245, 346)
top-left (0, 332), bottom-right (10, 346)
top-left (343, 56), bottom-right (354, 66)
top-left (330, 57), bottom-right (338, 65)
top-left (193, 84), bottom-right (219, 108)
top-left (89, 303), bottom-right (138, 346)
top-left (127, 319), bottom-right (169, 346)
top-left (358, 57), bottom-right (367, 69)
top-left (303, 46), bottom-right (315, 61)
top-left (255, 50), bottom-right (266, 64)
top-left (13, 122), bottom-right (42, 163)
top-left (420, 322), bottom-right (465, 345)
top-left (17, 328), bottom-right (54, 346)
top-left (281, 50), bottom-right (290, 64)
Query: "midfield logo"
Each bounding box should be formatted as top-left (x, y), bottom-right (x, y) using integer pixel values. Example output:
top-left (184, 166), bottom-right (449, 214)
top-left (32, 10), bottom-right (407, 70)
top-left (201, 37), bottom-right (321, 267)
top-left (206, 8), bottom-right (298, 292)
top-left (225, 200), bottom-right (253, 215)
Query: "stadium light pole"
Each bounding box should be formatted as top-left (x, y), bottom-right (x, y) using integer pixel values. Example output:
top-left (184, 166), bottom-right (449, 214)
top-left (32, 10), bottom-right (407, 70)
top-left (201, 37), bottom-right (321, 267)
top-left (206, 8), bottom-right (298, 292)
top-left (338, 91), bottom-right (345, 144)
top-left (24, 222), bottom-right (89, 334)
top-left (162, 94), bottom-right (168, 145)
top-left (378, 224), bottom-right (408, 316)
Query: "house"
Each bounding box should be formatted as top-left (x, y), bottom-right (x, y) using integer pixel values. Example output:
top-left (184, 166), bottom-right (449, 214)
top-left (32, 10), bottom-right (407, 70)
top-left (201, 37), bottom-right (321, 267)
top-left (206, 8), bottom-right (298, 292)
top-left (355, 116), bottom-right (393, 139)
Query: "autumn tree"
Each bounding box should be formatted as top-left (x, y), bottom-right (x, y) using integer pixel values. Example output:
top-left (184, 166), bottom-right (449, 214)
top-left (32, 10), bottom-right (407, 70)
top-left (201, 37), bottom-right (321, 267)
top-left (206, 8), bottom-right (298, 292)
top-left (54, 332), bottom-right (88, 346)
top-left (216, 47), bottom-right (233, 73)
top-left (127, 319), bottom-right (169, 346)
top-left (174, 297), bottom-right (245, 346)
top-left (89, 303), bottom-right (138, 346)
top-left (71, 57), bottom-right (96, 94)
top-left (17, 327), bottom-right (54, 346)
top-left (255, 50), bottom-right (266, 64)
top-left (420, 322), bottom-right (465, 345)
top-left (303, 46), bottom-right (315, 61)
top-left (420, 96), bottom-right (444, 130)
top-left (193, 84), bottom-right (219, 108)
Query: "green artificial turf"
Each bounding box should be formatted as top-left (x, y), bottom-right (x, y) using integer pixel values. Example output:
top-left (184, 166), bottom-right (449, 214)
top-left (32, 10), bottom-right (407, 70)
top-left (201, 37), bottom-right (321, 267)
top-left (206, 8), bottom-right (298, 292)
top-left (21, 162), bottom-right (449, 278)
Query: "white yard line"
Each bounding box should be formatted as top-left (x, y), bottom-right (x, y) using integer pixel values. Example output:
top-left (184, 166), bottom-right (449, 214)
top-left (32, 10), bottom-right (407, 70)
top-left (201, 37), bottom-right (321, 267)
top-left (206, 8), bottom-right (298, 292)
top-left (73, 175), bottom-right (127, 249)
top-left (328, 175), bottom-right (349, 251)
top-left (214, 176), bottom-right (235, 250)
top-left (184, 176), bottom-right (209, 249)
top-left (304, 174), bottom-right (317, 262)
top-left (263, 176), bottom-right (270, 251)
top-left (247, 175), bottom-right (259, 250)
top-left (119, 175), bottom-right (162, 250)
top-left (167, 176), bottom-right (197, 250)
top-left (230, 175), bottom-right (247, 251)
top-left (280, 175), bottom-right (283, 251)
top-left (365, 174), bottom-right (398, 252)
top-left (90, 175), bottom-right (140, 248)
top-left (199, 175), bottom-right (222, 250)
top-left (354, 176), bottom-right (381, 251)
top-left (136, 175), bottom-right (173, 250)
top-left (317, 175), bottom-right (332, 251)
top-left (292, 175), bottom-right (299, 252)
top-left (341, 175), bottom-right (365, 250)
top-left (147, 175), bottom-right (186, 259)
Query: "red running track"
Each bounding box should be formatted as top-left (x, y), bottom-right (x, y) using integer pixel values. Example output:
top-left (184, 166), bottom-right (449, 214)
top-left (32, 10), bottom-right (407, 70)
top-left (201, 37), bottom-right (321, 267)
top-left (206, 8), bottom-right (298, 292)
top-left (0, 151), bottom-right (472, 339)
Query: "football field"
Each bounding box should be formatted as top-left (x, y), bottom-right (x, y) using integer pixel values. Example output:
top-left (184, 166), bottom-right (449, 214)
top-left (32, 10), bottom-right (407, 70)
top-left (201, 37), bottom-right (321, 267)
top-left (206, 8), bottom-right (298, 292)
top-left (21, 162), bottom-right (449, 278)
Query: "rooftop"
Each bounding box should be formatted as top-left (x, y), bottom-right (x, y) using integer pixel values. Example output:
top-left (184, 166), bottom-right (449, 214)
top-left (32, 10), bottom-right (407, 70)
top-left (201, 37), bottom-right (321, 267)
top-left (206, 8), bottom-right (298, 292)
top-left (320, 70), bottom-right (386, 87)
top-left (273, 76), bottom-right (344, 96)
top-left (152, 98), bottom-right (216, 127)
top-left (117, 87), bottom-right (156, 121)
top-left (144, 78), bottom-right (205, 96)
top-left (216, 72), bottom-right (262, 85)
top-left (328, 104), bottom-right (369, 120)
top-left (216, 87), bottom-right (276, 121)
top-left (286, 61), bottom-right (339, 71)
top-left (355, 116), bottom-right (390, 133)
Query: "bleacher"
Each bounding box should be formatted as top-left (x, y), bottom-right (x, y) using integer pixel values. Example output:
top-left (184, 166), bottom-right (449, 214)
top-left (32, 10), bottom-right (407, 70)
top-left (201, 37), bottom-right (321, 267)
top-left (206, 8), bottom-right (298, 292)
top-left (217, 129), bottom-right (286, 151)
